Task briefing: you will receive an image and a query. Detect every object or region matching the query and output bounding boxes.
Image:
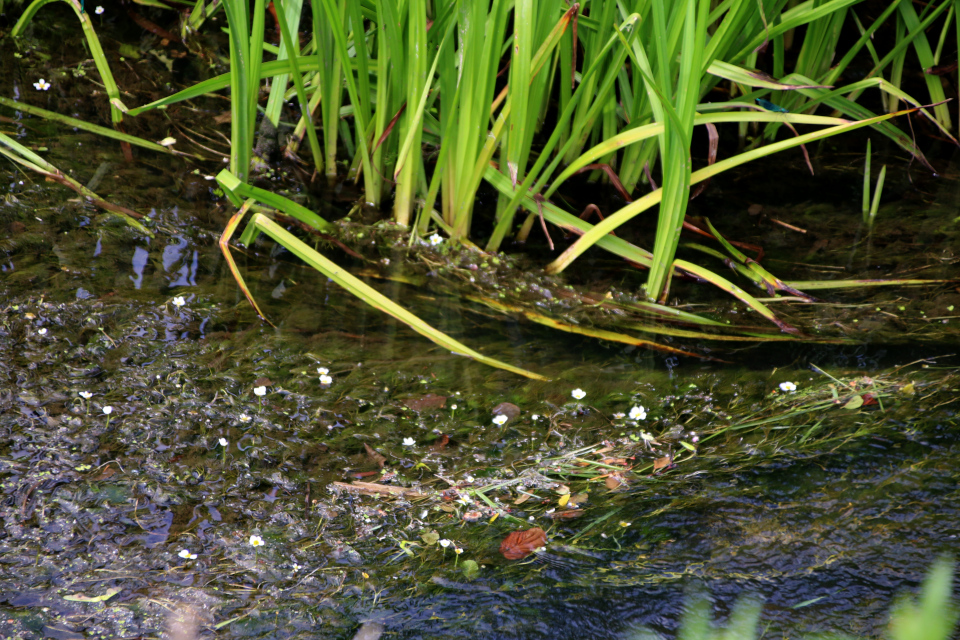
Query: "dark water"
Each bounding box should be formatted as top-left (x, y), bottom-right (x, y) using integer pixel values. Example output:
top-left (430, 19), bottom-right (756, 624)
top-left (2, 8), bottom-right (960, 640)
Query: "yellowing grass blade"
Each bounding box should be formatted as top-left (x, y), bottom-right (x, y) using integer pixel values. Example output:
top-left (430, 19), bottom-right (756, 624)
top-left (465, 296), bottom-right (721, 360)
top-left (242, 214), bottom-right (547, 380)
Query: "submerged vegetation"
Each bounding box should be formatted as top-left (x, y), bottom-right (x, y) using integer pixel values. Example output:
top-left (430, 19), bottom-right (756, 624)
top-left (4, 0), bottom-right (960, 375)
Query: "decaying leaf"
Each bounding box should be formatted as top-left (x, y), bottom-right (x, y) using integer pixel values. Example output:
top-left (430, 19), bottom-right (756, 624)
top-left (605, 472), bottom-right (628, 490)
top-left (653, 454), bottom-right (674, 474)
top-left (403, 393), bottom-right (447, 412)
top-left (842, 395), bottom-right (864, 410)
top-left (492, 402), bottom-right (521, 421)
top-left (64, 587), bottom-right (121, 603)
top-left (500, 527), bottom-right (547, 560)
top-left (363, 443), bottom-right (387, 468)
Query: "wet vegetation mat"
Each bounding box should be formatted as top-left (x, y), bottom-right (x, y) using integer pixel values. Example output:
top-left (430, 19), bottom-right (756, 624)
top-left (1, 290), bottom-right (959, 639)
top-left (3, 2), bottom-right (960, 638)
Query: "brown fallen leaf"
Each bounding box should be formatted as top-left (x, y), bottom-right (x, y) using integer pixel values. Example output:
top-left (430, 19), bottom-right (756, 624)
top-left (500, 527), bottom-right (547, 560)
top-left (364, 443), bottom-right (387, 468)
top-left (253, 377), bottom-right (273, 387)
top-left (653, 454), bottom-right (674, 474)
top-left (429, 434), bottom-right (450, 451)
top-left (403, 393), bottom-right (448, 412)
top-left (492, 402), bottom-right (521, 421)
top-left (331, 481), bottom-right (425, 499)
top-left (605, 471), bottom-right (629, 491)
top-left (549, 509), bottom-right (584, 520)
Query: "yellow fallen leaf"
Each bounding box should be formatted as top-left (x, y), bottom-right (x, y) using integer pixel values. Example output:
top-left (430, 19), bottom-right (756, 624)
top-left (64, 587), bottom-right (121, 603)
top-left (558, 494), bottom-right (570, 507)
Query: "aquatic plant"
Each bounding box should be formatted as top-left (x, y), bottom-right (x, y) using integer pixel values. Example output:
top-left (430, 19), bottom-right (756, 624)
top-left (8, 0), bottom-right (959, 376)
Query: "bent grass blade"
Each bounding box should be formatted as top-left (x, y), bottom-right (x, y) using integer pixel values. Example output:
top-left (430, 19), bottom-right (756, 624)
top-left (0, 97), bottom-right (198, 157)
top-left (240, 215), bottom-right (548, 380)
top-left (544, 108), bottom-right (920, 277)
top-left (0, 132), bottom-right (151, 235)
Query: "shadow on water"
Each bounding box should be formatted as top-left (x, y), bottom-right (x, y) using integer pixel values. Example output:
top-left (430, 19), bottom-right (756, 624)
top-left (2, 10), bottom-right (960, 640)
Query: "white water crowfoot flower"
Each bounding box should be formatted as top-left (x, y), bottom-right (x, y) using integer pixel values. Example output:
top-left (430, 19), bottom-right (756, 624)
top-left (492, 414), bottom-right (508, 426)
top-left (779, 381), bottom-right (797, 392)
top-left (33, 79), bottom-right (51, 91)
top-left (402, 437), bottom-right (416, 447)
top-left (612, 412), bottom-right (625, 420)
top-left (438, 539), bottom-right (451, 548)
top-left (629, 405), bottom-right (647, 421)
top-left (249, 535), bottom-right (264, 548)
top-left (178, 549), bottom-right (197, 560)
top-left (102, 406), bottom-right (113, 415)
top-left (218, 437), bottom-right (228, 447)
top-left (428, 233), bottom-right (443, 246)
top-left (79, 391), bottom-right (93, 400)
top-left (253, 386), bottom-right (267, 397)
top-left (171, 296), bottom-right (186, 308)
top-left (319, 374), bottom-right (333, 385)
top-left (316, 367), bottom-right (329, 375)
top-left (571, 388), bottom-right (586, 400)
top-left (95, 5), bottom-right (104, 14)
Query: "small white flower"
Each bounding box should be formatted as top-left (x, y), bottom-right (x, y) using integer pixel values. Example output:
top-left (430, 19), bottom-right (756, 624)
top-left (428, 234), bottom-right (443, 246)
top-left (319, 374), bottom-right (333, 385)
top-left (218, 437), bottom-right (228, 447)
top-left (531, 414), bottom-right (539, 421)
top-left (239, 413), bottom-right (251, 423)
top-left (316, 367), bottom-right (329, 375)
top-left (690, 432), bottom-right (699, 444)
top-left (629, 405), bottom-right (646, 420)
top-left (613, 412), bottom-right (625, 419)
top-left (619, 521), bottom-right (631, 528)
top-left (37, 328), bottom-right (47, 336)
top-left (178, 549), bottom-right (197, 559)
top-left (102, 406), bottom-right (113, 415)
top-left (79, 391), bottom-right (93, 399)
top-left (402, 437), bottom-right (416, 447)
top-left (454, 546), bottom-right (464, 554)
top-left (95, 5), bottom-right (104, 14)
top-left (451, 404), bottom-right (458, 410)
top-left (292, 563), bottom-right (301, 572)
top-left (492, 414), bottom-right (508, 426)
top-left (438, 539), bottom-right (451, 548)
top-left (465, 475), bottom-right (475, 483)
top-left (33, 79), bottom-right (51, 91)
top-left (249, 535), bottom-right (264, 547)
top-left (571, 388), bottom-right (586, 400)
top-left (253, 386), bottom-right (267, 397)
top-left (172, 296), bottom-right (186, 308)
top-left (779, 381), bottom-right (797, 392)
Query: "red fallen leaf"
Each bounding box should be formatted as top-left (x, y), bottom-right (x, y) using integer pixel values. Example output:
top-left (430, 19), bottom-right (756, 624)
top-left (862, 394), bottom-right (879, 406)
top-left (429, 434), bottom-right (450, 451)
top-left (500, 527), bottom-right (547, 560)
top-left (403, 393), bottom-right (447, 412)
top-left (549, 509), bottom-right (584, 520)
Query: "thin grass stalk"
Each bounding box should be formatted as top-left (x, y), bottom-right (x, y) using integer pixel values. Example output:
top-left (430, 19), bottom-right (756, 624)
top-left (263, 0), bottom-right (303, 126)
top-left (898, 0), bottom-right (951, 130)
top-left (862, 138), bottom-right (872, 220)
top-left (222, 0), bottom-right (255, 181)
top-left (868, 164), bottom-right (886, 227)
top-left (544, 108), bottom-right (917, 276)
top-left (315, 0), bottom-right (376, 202)
top-left (312, 0), bottom-right (343, 181)
top-left (273, 0), bottom-right (323, 173)
top-left (644, 0), bottom-right (705, 302)
top-left (393, 0), bottom-right (428, 226)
